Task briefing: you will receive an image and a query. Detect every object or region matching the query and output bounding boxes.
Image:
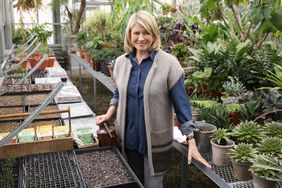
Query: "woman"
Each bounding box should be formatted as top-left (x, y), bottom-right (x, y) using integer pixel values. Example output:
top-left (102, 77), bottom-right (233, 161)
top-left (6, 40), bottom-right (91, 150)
top-left (96, 10), bottom-right (211, 188)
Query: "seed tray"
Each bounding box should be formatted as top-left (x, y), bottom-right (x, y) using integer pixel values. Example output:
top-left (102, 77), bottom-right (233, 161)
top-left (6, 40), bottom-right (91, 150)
top-left (0, 158), bottom-right (20, 188)
top-left (24, 93), bottom-right (54, 106)
top-left (28, 105), bottom-right (61, 119)
top-left (0, 107), bottom-right (24, 116)
top-left (0, 120), bottom-right (22, 133)
top-left (0, 95), bottom-right (24, 107)
top-left (74, 147), bottom-right (143, 188)
top-left (19, 151), bottom-right (85, 188)
top-left (28, 119), bottom-right (63, 128)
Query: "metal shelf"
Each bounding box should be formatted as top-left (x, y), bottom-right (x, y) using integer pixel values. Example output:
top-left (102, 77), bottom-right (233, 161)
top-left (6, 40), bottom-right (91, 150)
top-left (173, 141), bottom-right (282, 188)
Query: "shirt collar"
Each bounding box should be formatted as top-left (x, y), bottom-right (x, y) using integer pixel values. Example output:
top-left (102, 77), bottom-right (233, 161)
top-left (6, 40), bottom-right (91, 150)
top-left (126, 50), bottom-right (157, 62)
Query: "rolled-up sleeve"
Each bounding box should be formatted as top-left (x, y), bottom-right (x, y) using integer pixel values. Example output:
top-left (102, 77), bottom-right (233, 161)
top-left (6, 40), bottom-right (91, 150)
top-left (110, 88), bottom-right (119, 107)
top-left (169, 75), bottom-right (195, 135)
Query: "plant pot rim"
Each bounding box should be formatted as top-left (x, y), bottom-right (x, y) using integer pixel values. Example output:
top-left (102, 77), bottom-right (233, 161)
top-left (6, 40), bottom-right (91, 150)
top-left (210, 138), bottom-right (235, 148)
top-left (195, 121), bottom-right (217, 133)
top-left (231, 159), bottom-right (252, 166)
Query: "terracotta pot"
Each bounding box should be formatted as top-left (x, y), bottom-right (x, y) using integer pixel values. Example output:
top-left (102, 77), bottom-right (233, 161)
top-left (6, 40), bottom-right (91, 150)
top-left (28, 58), bottom-right (38, 68)
top-left (232, 160), bottom-right (252, 180)
top-left (253, 173), bottom-right (277, 188)
top-left (83, 52), bottom-right (91, 63)
top-left (21, 61), bottom-right (30, 69)
top-left (47, 56), bottom-right (56, 67)
top-left (211, 138), bottom-right (235, 166)
top-left (77, 49), bottom-right (84, 58)
top-left (38, 61), bottom-right (48, 71)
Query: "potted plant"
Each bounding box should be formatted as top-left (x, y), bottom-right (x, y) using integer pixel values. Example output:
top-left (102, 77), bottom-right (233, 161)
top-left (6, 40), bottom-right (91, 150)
top-left (29, 24), bottom-right (52, 45)
top-left (81, 41), bottom-right (93, 63)
top-left (76, 31), bottom-right (87, 58)
top-left (196, 103), bottom-right (233, 129)
top-left (210, 128), bottom-right (235, 166)
top-left (194, 120), bottom-right (217, 154)
top-left (250, 154), bottom-right (282, 188)
top-left (221, 76), bottom-right (247, 104)
top-left (228, 143), bottom-right (257, 180)
top-left (232, 120), bottom-right (264, 144)
top-left (257, 137), bottom-right (282, 156)
top-left (263, 122), bottom-right (282, 138)
top-left (225, 103), bottom-right (242, 125)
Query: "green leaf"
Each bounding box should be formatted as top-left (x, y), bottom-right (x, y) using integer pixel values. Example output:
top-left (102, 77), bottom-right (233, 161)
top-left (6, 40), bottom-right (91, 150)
top-left (259, 19), bottom-right (275, 33)
top-left (236, 39), bottom-right (250, 55)
top-left (207, 0), bottom-right (217, 9)
top-left (192, 67), bottom-right (212, 79)
top-left (270, 13), bottom-right (282, 31)
top-left (249, 7), bottom-right (264, 25)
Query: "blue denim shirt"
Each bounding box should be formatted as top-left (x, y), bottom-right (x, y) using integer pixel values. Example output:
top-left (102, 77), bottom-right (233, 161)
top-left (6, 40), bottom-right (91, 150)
top-left (110, 51), bottom-right (194, 154)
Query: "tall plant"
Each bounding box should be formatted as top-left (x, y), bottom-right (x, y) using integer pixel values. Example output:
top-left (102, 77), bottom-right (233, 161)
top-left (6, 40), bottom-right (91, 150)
top-left (109, 0), bottom-right (151, 34)
top-left (52, 0), bottom-right (86, 35)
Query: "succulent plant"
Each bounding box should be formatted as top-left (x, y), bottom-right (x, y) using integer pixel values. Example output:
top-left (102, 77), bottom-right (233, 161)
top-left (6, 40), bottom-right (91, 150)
top-left (222, 76), bottom-right (247, 97)
top-left (249, 154), bottom-right (282, 181)
top-left (232, 121), bottom-right (264, 143)
top-left (228, 143), bottom-right (257, 163)
top-left (257, 137), bottom-right (282, 156)
top-left (264, 122), bottom-right (282, 138)
top-left (212, 128), bottom-right (232, 145)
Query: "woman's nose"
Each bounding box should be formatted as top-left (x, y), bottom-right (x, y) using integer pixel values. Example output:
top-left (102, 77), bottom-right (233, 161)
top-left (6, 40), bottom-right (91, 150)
top-left (138, 34), bottom-right (144, 40)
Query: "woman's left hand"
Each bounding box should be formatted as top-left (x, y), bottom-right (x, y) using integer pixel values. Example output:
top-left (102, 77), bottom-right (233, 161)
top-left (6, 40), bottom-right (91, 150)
top-left (187, 139), bottom-right (212, 169)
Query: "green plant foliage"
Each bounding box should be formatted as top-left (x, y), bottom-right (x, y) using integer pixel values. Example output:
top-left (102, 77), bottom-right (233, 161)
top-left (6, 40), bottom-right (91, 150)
top-left (263, 64), bottom-right (282, 90)
top-left (12, 25), bottom-right (29, 45)
top-left (190, 99), bottom-right (219, 109)
top-left (212, 128), bottom-right (232, 145)
top-left (257, 137), bottom-right (282, 156)
top-left (228, 143), bottom-right (257, 163)
top-left (232, 120), bottom-right (264, 143)
top-left (264, 122), bottom-right (282, 138)
top-left (250, 154), bottom-right (282, 181)
top-left (239, 95), bottom-right (262, 121)
top-left (29, 24), bottom-right (52, 45)
top-left (222, 76), bottom-right (247, 97)
top-left (172, 42), bottom-right (189, 63)
top-left (225, 103), bottom-right (241, 113)
top-left (197, 104), bottom-right (233, 129)
top-left (76, 31), bottom-right (87, 49)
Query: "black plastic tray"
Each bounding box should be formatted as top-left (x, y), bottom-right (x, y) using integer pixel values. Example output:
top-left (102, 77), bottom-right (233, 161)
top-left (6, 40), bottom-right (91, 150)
top-left (74, 146), bottom-right (143, 188)
top-left (18, 151), bottom-right (85, 188)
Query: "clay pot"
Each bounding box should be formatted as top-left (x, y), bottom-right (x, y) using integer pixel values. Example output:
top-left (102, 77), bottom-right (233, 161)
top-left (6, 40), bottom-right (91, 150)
top-left (210, 138), bottom-right (235, 166)
top-left (232, 160), bottom-right (252, 180)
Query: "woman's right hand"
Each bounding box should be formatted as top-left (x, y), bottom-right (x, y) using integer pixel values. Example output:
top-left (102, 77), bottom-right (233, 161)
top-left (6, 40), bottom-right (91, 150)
top-left (96, 114), bottom-right (110, 125)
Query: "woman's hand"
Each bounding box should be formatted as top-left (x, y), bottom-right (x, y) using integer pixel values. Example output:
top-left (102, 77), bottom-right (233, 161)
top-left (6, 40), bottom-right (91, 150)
top-left (96, 114), bottom-right (110, 125)
top-left (95, 105), bottom-right (117, 125)
top-left (187, 139), bottom-right (212, 169)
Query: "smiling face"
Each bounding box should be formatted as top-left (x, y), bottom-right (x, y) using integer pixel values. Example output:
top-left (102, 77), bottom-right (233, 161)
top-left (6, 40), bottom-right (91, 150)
top-left (130, 23), bottom-right (154, 55)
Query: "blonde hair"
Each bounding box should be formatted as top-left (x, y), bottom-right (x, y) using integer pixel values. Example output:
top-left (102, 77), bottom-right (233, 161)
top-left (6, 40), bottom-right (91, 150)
top-left (124, 10), bottom-right (161, 53)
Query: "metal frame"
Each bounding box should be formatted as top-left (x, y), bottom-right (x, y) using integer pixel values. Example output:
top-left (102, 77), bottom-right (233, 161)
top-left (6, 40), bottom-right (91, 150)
top-left (0, 81), bottom-right (64, 147)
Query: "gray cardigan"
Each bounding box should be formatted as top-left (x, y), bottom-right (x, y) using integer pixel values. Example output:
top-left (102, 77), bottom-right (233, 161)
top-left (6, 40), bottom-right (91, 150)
top-left (113, 49), bottom-right (184, 175)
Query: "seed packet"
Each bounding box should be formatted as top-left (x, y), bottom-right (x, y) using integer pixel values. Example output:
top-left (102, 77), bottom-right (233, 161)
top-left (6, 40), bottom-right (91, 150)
top-left (53, 125), bottom-right (69, 138)
top-left (74, 127), bottom-right (94, 144)
top-left (0, 132), bottom-right (17, 144)
top-left (36, 125), bottom-right (53, 141)
top-left (18, 128), bottom-right (35, 143)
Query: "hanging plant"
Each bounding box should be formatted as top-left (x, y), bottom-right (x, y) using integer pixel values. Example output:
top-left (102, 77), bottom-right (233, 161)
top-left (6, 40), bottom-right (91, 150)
top-left (13, 0), bottom-right (43, 12)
